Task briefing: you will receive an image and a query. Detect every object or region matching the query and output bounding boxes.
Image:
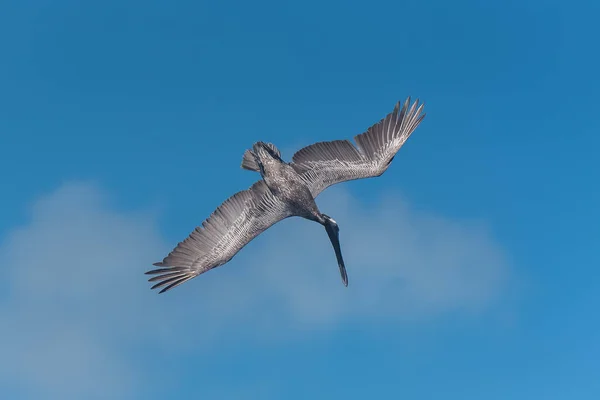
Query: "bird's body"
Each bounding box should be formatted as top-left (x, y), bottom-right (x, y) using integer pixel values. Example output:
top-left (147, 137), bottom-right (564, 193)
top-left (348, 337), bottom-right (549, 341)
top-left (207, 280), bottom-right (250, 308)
top-left (255, 149), bottom-right (319, 221)
top-left (146, 97), bottom-right (426, 293)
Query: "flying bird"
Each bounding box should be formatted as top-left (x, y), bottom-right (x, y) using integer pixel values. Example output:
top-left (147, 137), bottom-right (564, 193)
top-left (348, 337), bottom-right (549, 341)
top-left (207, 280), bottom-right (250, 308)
top-left (146, 97), bottom-right (426, 293)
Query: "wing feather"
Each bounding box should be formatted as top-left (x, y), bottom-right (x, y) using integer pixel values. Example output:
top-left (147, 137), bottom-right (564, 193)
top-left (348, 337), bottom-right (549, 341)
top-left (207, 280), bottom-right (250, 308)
top-left (291, 97), bottom-right (425, 197)
top-left (146, 180), bottom-right (292, 293)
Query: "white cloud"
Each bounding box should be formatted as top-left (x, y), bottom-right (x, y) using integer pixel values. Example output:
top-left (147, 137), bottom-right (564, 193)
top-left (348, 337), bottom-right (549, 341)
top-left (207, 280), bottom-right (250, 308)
top-left (191, 186), bottom-right (509, 332)
top-left (0, 183), bottom-right (172, 399)
top-left (0, 181), bottom-right (510, 398)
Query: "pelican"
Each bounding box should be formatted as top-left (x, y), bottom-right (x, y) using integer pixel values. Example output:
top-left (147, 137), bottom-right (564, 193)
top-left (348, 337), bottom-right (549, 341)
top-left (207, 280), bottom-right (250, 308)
top-left (146, 97), bottom-right (425, 293)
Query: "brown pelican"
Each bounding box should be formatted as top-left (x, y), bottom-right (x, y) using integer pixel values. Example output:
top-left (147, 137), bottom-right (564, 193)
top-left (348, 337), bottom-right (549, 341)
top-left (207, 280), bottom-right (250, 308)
top-left (146, 97), bottom-right (425, 293)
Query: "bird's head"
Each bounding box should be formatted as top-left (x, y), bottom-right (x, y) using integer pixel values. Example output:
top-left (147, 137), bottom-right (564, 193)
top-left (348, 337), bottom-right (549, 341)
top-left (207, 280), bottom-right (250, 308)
top-left (319, 213), bottom-right (339, 230)
top-left (319, 213), bottom-right (347, 286)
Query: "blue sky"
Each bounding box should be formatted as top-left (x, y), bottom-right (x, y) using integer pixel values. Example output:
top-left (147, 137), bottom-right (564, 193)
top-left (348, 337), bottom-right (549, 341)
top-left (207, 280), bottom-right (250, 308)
top-left (1, 0), bottom-right (598, 399)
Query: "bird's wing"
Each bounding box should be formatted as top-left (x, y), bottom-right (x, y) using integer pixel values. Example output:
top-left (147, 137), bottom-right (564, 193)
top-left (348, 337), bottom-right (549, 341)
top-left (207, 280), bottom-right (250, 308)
top-left (290, 97), bottom-right (425, 198)
top-left (146, 180), bottom-right (293, 293)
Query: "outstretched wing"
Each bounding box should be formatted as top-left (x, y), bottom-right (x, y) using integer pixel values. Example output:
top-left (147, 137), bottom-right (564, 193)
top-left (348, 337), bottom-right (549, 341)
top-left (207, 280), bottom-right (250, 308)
top-left (291, 97), bottom-right (425, 197)
top-left (146, 180), bottom-right (292, 293)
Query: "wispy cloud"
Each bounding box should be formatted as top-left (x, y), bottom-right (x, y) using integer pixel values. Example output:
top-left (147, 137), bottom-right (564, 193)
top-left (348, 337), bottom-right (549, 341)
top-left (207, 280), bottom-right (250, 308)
top-left (0, 182), bottom-right (510, 398)
top-left (0, 183), bottom-right (170, 399)
top-left (194, 186), bottom-right (509, 331)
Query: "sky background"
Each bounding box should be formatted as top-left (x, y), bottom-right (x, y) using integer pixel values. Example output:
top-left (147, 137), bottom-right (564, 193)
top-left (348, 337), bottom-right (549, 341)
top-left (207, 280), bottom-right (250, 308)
top-left (1, 0), bottom-right (599, 399)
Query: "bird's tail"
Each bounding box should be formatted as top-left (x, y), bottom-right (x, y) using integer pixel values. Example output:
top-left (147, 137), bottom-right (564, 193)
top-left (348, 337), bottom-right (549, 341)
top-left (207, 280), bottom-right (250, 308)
top-left (241, 149), bottom-right (260, 171)
top-left (241, 142), bottom-right (283, 172)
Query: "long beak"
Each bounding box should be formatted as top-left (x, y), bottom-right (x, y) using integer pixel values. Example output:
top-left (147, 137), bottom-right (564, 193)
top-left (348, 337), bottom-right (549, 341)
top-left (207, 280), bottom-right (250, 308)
top-left (323, 217), bottom-right (348, 287)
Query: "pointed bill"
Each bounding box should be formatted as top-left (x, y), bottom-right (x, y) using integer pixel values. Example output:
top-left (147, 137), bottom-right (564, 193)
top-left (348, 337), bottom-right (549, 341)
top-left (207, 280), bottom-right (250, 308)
top-left (324, 217), bottom-right (348, 287)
